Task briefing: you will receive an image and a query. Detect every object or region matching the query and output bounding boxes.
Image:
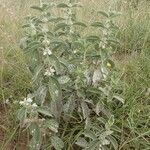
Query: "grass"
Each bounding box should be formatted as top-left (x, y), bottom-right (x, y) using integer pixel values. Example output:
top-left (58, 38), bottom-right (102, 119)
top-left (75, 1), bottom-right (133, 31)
top-left (0, 0), bottom-right (150, 149)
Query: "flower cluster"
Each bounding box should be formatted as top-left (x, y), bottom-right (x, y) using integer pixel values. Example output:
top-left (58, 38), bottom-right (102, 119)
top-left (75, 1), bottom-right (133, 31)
top-left (19, 97), bottom-right (38, 108)
top-left (43, 47), bottom-right (52, 56)
top-left (44, 67), bottom-right (55, 76)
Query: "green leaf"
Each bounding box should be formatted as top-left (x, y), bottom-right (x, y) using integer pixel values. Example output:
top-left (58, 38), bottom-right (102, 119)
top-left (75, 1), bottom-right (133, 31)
top-left (91, 22), bottom-right (105, 28)
top-left (29, 123), bottom-right (42, 150)
top-left (113, 95), bottom-right (125, 104)
top-left (63, 97), bottom-right (76, 114)
top-left (17, 108), bottom-right (27, 122)
top-left (105, 115), bottom-right (114, 130)
top-left (37, 106), bottom-right (53, 117)
top-left (34, 86), bottom-right (47, 105)
top-left (109, 11), bottom-right (121, 18)
top-left (48, 55), bottom-right (61, 74)
top-left (83, 130), bottom-right (97, 140)
top-left (97, 117), bottom-right (107, 125)
top-left (75, 137), bottom-right (88, 148)
top-left (51, 135), bottom-right (64, 150)
top-left (98, 87), bottom-right (109, 96)
top-left (22, 24), bottom-right (30, 28)
top-left (95, 101), bottom-right (111, 117)
top-left (86, 140), bottom-right (99, 150)
top-left (87, 87), bottom-right (100, 95)
top-left (31, 6), bottom-right (43, 11)
top-left (49, 17), bottom-right (65, 23)
top-left (107, 135), bottom-right (118, 150)
top-left (55, 23), bottom-right (68, 31)
top-left (86, 36), bottom-right (100, 42)
top-left (57, 3), bottom-right (69, 8)
top-left (85, 117), bottom-right (91, 130)
top-left (72, 41), bottom-right (84, 49)
top-left (50, 99), bottom-right (63, 119)
top-left (49, 77), bottom-right (62, 101)
top-left (81, 101), bottom-right (90, 119)
top-left (73, 22), bottom-right (87, 27)
top-left (44, 119), bottom-right (59, 133)
top-left (32, 65), bottom-right (43, 83)
top-left (72, 4), bottom-right (82, 7)
top-left (58, 75), bottom-right (70, 84)
top-left (98, 11), bottom-right (109, 17)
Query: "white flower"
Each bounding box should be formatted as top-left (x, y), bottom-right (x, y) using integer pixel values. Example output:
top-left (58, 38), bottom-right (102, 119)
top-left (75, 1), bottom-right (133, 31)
top-left (102, 139), bottom-right (110, 145)
top-left (42, 38), bottom-right (50, 46)
top-left (5, 99), bottom-right (9, 104)
top-left (44, 67), bottom-right (55, 76)
top-left (50, 67), bottom-right (55, 73)
top-left (102, 44), bottom-right (106, 49)
top-left (73, 50), bottom-right (77, 54)
top-left (19, 101), bottom-right (25, 105)
top-left (55, 90), bottom-right (59, 95)
top-left (26, 98), bottom-right (33, 103)
top-left (70, 29), bottom-right (74, 34)
top-left (68, 3), bottom-right (72, 7)
top-left (19, 97), bottom-right (33, 106)
top-left (44, 70), bottom-right (51, 76)
top-left (32, 103), bottom-right (38, 108)
top-left (103, 29), bottom-right (108, 36)
top-left (43, 47), bottom-right (52, 56)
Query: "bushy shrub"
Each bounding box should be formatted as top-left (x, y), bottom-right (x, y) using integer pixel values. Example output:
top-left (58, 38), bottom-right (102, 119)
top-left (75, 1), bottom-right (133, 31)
top-left (18, 1), bottom-right (124, 149)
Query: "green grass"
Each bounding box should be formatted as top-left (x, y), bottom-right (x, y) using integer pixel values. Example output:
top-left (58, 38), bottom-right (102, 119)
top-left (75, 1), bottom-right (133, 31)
top-left (115, 52), bottom-right (150, 149)
top-left (0, 0), bottom-right (150, 149)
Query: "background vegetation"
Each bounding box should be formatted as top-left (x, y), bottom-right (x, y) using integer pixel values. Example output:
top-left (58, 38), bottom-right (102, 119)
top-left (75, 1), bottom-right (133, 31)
top-left (0, 0), bottom-right (150, 149)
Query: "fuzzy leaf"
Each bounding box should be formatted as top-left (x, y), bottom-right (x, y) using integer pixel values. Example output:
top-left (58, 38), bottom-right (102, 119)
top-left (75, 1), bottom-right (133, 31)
top-left (86, 140), bottom-right (99, 150)
top-left (32, 65), bottom-right (43, 83)
top-left (105, 115), bottom-right (114, 130)
top-left (58, 75), bottom-right (70, 84)
top-left (57, 3), bottom-right (69, 8)
top-left (91, 22), bottom-right (105, 28)
top-left (83, 130), bottom-right (97, 140)
top-left (95, 101), bottom-right (111, 117)
top-left (44, 119), bottom-right (59, 133)
top-left (63, 97), bottom-right (76, 114)
top-left (50, 100), bottom-right (63, 119)
top-left (34, 86), bottom-right (47, 105)
top-left (55, 23), bottom-right (68, 31)
top-left (81, 101), bottom-right (90, 119)
top-left (73, 22), bottom-right (87, 27)
top-left (37, 106), bottom-right (53, 117)
top-left (75, 137), bottom-right (88, 148)
top-left (51, 136), bottom-right (64, 150)
top-left (97, 117), bottom-right (107, 125)
top-left (31, 6), bottom-right (43, 11)
top-left (49, 77), bottom-right (62, 101)
top-left (29, 123), bottom-right (42, 150)
top-left (98, 11), bottom-right (109, 17)
top-left (86, 36), bottom-right (100, 42)
top-left (46, 55), bottom-right (61, 74)
top-left (17, 108), bottom-right (27, 122)
top-left (107, 135), bottom-right (118, 150)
